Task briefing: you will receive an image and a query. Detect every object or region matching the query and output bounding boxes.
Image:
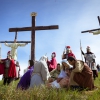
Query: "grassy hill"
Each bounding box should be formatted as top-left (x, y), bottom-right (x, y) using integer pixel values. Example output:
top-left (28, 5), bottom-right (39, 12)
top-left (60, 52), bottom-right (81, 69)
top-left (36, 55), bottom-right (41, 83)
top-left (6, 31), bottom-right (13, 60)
top-left (0, 72), bottom-right (100, 100)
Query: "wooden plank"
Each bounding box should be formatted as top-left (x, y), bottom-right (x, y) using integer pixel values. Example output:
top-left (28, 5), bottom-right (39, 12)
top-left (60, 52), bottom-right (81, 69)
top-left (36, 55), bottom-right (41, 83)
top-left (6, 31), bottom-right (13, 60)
top-left (97, 16), bottom-right (100, 26)
top-left (31, 15), bottom-right (35, 61)
top-left (0, 41), bottom-right (31, 43)
top-left (81, 28), bottom-right (100, 33)
top-left (15, 31), bottom-right (17, 39)
top-left (9, 25), bottom-right (59, 32)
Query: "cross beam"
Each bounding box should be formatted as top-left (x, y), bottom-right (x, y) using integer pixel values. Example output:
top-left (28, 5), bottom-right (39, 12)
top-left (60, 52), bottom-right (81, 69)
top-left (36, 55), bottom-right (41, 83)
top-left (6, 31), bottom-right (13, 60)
top-left (81, 28), bottom-right (100, 33)
top-left (9, 25), bottom-right (58, 32)
top-left (0, 41), bottom-right (31, 43)
top-left (9, 12), bottom-right (59, 61)
top-left (81, 16), bottom-right (100, 33)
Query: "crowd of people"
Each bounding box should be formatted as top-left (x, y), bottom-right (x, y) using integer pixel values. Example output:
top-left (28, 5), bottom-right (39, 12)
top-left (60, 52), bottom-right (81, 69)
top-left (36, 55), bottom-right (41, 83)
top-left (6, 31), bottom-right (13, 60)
top-left (0, 38), bottom-right (99, 91)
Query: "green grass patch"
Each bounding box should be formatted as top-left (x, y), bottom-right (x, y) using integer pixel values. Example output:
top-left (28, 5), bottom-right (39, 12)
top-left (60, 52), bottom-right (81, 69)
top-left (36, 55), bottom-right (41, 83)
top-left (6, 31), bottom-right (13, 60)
top-left (0, 72), bottom-right (100, 100)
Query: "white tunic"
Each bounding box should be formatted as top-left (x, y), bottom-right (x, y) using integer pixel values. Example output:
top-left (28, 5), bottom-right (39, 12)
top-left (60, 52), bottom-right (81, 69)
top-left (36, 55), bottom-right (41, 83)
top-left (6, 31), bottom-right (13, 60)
top-left (30, 61), bottom-right (50, 88)
top-left (84, 53), bottom-right (96, 70)
top-left (5, 43), bottom-right (27, 60)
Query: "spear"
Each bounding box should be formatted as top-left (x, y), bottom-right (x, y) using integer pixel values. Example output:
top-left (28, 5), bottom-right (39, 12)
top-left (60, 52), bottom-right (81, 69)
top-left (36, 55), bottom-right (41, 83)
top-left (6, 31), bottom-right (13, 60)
top-left (80, 40), bottom-right (83, 61)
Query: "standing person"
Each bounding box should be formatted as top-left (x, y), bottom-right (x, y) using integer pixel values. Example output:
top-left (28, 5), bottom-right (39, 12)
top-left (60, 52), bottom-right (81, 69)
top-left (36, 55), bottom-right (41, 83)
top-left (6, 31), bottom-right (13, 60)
top-left (30, 55), bottom-right (50, 88)
top-left (62, 46), bottom-right (76, 60)
top-left (15, 61), bottom-right (20, 80)
top-left (17, 60), bottom-right (34, 90)
top-left (66, 56), bottom-right (94, 90)
top-left (47, 52), bottom-right (57, 72)
top-left (96, 64), bottom-right (100, 71)
top-left (80, 46), bottom-right (98, 79)
top-left (4, 39), bottom-right (28, 61)
top-left (0, 51), bottom-right (16, 85)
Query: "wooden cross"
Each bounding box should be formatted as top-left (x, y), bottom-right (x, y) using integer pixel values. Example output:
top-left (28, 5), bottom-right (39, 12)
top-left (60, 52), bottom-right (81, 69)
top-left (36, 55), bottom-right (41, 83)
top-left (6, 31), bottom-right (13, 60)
top-left (9, 12), bottom-right (59, 61)
top-left (0, 30), bottom-right (31, 43)
top-left (81, 16), bottom-right (100, 33)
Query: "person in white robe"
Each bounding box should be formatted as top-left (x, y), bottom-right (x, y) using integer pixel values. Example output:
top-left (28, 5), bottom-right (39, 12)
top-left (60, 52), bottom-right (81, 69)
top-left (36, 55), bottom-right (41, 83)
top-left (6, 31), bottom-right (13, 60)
top-left (30, 55), bottom-right (51, 88)
top-left (5, 39), bottom-right (28, 61)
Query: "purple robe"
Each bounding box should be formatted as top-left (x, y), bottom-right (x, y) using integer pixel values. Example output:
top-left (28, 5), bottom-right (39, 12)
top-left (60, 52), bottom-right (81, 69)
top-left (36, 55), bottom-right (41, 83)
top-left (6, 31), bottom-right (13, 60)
top-left (17, 67), bottom-right (33, 90)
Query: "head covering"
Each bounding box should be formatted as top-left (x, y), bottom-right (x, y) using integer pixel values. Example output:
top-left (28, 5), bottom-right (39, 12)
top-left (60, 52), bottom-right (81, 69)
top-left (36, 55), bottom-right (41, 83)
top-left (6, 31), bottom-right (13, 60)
top-left (62, 59), bottom-right (73, 68)
top-left (62, 59), bottom-right (68, 63)
top-left (39, 55), bottom-right (48, 62)
top-left (7, 51), bottom-right (12, 56)
top-left (52, 52), bottom-right (56, 57)
top-left (66, 46), bottom-right (71, 51)
top-left (86, 46), bottom-right (91, 50)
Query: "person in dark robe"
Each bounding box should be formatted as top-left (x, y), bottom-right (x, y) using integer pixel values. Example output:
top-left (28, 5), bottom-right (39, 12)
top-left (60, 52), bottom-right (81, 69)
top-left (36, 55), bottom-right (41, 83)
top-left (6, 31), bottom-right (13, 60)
top-left (47, 52), bottom-right (57, 72)
top-left (62, 46), bottom-right (76, 60)
top-left (66, 56), bottom-right (94, 90)
top-left (17, 60), bottom-right (34, 90)
top-left (0, 51), bottom-right (16, 85)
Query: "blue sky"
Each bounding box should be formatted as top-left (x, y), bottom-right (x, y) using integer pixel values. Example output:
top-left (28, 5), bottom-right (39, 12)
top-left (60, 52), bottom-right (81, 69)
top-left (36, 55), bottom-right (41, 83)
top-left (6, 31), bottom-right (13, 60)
top-left (0, 0), bottom-right (100, 79)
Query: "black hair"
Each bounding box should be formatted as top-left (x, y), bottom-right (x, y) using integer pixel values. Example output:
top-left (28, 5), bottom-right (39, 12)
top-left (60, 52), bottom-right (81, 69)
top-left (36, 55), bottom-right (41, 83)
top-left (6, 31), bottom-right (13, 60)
top-left (29, 60), bottom-right (34, 66)
top-left (57, 63), bottom-right (60, 66)
top-left (67, 56), bottom-right (76, 61)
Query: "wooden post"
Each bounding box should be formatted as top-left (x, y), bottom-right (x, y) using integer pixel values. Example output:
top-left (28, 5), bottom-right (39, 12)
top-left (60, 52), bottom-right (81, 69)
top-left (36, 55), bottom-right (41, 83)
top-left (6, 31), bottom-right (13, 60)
top-left (9, 12), bottom-right (59, 61)
top-left (31, 12), bottom-right (36, 61)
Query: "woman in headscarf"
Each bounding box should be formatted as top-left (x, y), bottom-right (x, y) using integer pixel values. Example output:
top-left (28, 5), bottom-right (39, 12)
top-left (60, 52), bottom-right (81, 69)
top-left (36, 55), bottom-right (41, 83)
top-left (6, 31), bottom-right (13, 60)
top-left (30, 55), bottom-right (51, 88)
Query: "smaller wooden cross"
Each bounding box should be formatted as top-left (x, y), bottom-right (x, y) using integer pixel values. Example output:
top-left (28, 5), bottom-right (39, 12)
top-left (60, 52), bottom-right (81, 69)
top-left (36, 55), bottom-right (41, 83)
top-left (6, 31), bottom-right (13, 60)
top-left (0, 41), bottom-right (31, 43)
top-left (81, 16), bottom-right (100, 33)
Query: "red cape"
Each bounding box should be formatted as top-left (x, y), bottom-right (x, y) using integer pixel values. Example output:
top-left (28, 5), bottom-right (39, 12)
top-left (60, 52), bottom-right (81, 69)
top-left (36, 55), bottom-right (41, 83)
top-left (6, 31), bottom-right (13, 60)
top-left (47, 57), bottom-right (57, 72)
top-left (0, 58), bottom-right (16, 78)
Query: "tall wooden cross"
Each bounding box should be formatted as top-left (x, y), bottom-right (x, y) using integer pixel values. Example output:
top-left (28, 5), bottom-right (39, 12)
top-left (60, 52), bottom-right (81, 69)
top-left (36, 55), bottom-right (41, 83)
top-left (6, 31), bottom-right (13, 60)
top-left (9, 12), bottom-right (59, 61)
top-left (81, 16), bottom-right (100, 33)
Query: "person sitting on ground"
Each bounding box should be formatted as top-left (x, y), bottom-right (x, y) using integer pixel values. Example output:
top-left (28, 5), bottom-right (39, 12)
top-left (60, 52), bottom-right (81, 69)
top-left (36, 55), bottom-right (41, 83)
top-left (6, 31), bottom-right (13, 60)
top-left (47, 60), bottom-right (71, 89)
top-left (49, 63), bottom-right (61, 82)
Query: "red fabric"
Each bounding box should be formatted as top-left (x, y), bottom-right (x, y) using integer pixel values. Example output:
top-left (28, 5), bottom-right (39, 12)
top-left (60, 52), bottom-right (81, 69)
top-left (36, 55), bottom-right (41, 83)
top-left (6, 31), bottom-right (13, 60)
top-left (8, 60), bottom-right (16, 78)
top-left (66, 46), bottom-right (70, 48)
top-left (0, 59), bottom-right (16, 78)
top-left (68, 53), bottom-right (76, 58)
top-left (0, 59), bottom-right (7, 75)
top-left (0, 63), bottom-right (5, 75)
top-left (47, 57), bottom-right (57, 72)
top-left (28, 66), bottom-right (31, 69)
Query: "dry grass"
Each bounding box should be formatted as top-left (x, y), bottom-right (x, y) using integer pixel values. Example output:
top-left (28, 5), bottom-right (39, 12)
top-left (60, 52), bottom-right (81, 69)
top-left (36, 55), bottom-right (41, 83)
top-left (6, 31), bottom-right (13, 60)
top-left (0, 72), bottom-right (100, 100)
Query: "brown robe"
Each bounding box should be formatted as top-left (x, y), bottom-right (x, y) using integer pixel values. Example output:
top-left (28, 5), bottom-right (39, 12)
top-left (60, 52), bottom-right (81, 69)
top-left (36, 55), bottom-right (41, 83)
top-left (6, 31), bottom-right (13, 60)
top-left (70, 60), bottom-right (94, 90)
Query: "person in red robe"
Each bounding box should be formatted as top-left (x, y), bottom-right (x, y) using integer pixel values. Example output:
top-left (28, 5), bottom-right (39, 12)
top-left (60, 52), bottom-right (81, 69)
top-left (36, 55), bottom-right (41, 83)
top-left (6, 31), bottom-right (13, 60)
top-left (62, 46), bottom-right (76, 59)
top-left (47, 52), bottom-right (57, 72)
top-left (0, 51), bottom-right (16, 85)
